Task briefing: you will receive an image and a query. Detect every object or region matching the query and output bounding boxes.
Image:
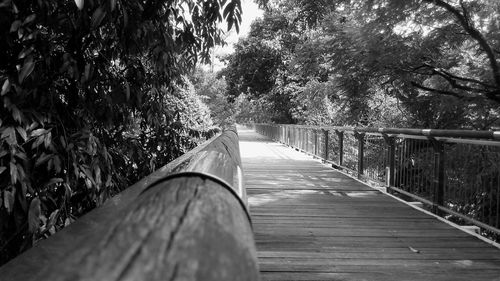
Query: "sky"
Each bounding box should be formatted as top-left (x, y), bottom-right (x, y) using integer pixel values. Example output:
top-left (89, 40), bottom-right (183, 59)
top-left (206, 0), bottom-right (264, 72)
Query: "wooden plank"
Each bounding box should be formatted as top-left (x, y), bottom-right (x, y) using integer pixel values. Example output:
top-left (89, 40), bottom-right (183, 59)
top-left (258, 258), bottom-right (500, 268)
top-left (260, 271), bottom-right (500, 281)
top-left (238, 126), bottom-right (500, 281)
top-left (257, 249), bottom-right (500, 259)
top-left (258, 248), bottom-right (500, 262)
top-left (255, 237), bottom-right (493, 249)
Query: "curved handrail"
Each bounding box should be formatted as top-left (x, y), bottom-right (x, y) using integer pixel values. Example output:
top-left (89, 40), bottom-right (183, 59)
top-left (0, 126), bottom-right (259, 281)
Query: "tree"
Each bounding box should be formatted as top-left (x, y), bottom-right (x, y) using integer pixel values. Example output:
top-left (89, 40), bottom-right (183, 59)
top-left (0, 0), bottom-right (241, 265)
top-left (191, 69), bottom-right (236, 127)
top-left (221, 37), bottom-right (282, 101)
top-left (226, 0), bottom-right (500, 128)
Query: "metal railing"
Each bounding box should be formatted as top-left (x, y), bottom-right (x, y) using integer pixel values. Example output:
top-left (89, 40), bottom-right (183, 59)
top-left (0, 127), bottom-right (259, 281)
top-left (251, 123), bottom-right (500, 239)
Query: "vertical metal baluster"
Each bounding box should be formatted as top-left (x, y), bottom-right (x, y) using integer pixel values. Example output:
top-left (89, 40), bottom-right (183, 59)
top-left (356, 132), bottom-right (365, 179)
top-left (336, 130), bottom-right (344, 167)
top-left (323, 129), bottom-right (329, 161)
top-left (384, 135), bottom-right (395, 189)
top-left (431, 138), bottom-right (445, 215)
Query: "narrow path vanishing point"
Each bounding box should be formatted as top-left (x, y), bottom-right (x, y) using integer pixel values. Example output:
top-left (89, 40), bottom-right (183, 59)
top-left (238, 126), bottom-right (500, 281)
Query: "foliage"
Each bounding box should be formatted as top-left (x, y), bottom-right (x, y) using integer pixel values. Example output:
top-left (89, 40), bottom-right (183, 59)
top-left (191, 69), bottom-right (236, 127)
top-left (221, 36), bottom-right (282, 101)
top-left (0, 0), bottom-right (240, 265)
top-left (223, 0), bottom-right (500, 128)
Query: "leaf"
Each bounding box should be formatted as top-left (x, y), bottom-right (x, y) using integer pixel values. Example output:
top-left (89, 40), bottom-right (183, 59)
top-left (408, 246), bottom-right (420, 253)
top-left (95, 165), bottom-right (101, 187)
top-left (64, 217), bottom-right (73, 227)
top-left (15, 151), bottom-right (28, 161)
top-left (31, 128), bottom-right (47, 137)
top-left (28, 197), bottom-right (41, 233)
top-left (32, 135), bottom-right (44, 149)
top-left (122, 6), bottom-right (128, 27)
top-left (125, 81), bottom-right (130, 101)
top-left (18, 46), bottom-right (34, 59)
top-left (11, 105), bottom-right (22, 123)
top-left (1, 78), bottom-right (10, 96)
top-left (3, 190), bottom-right (14, 213)
top-left (91, 7), bottom-right (106, 29)
top-left (2, 127), bottom-right (17, 145)
top-left (59, 136), bottom-right (67, 148)
top-left (64, 183), bottom-right (72, 199)
top-left (83, 63), bottom-right (91, 82)
top-left (10, 20), bottom-right (21, 32)
top-left (0, 0), bottom-right (12, 9)
top-left (47, 209), bottom-right (60, 229)
top-left (53, 155), bottom-right (61, 173)
top-left (16, 127), bottom-right (27, 141)
top-left (44, 131), bottom-right (52, 148)
top-left (44, 178), bottom-right (63, 187)
top-left (9, 161), bottom-right (18, 184)
top-left (223, 2), bottom-right (233, 19)
top-left (22, 14), bottom-right (36, 25)
top-left (35, 153), bottom-right (52, 167)
top-left (0, 166), bottom-right (6, 174)
top-left (74, 0), bottom-right (84, 10)
top-left (18, 55), bottom-right (35, 83)
top-left (81, 167), bottom-right (95, 185)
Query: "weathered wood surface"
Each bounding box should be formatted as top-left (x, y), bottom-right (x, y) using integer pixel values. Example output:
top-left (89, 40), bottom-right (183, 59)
top-left (238, 127), bottom-right (500, 281)
top-left (0, 128), bottom-right (259, 281)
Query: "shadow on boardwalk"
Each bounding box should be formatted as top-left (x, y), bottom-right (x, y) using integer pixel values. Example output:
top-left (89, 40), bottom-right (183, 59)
top-left (238, 126), bottom-right (500, 281)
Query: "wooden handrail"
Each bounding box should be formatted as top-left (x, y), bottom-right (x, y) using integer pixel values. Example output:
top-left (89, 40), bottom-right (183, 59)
top-left (0, 127), bottom-right (259, 281)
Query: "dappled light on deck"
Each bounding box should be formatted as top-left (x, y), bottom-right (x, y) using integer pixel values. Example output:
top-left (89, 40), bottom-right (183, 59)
top-left (239, 126), bottom-right (500, 281)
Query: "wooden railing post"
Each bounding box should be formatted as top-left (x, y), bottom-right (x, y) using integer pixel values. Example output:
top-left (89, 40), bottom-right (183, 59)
top-left (335, 130), bottom-right (344, 166)
top-left (355, 132), bottom-right (365, 179)
top-left (323, 129), bottom-right (329, 161)
top-left (431, 138), bottom-right (445, 214)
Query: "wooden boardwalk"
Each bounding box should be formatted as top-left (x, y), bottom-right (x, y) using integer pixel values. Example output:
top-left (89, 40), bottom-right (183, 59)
top-left (238, 127), bottom-right (500, 281)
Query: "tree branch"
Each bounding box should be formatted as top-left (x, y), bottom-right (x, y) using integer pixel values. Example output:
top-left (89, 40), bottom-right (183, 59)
top-left (437, 68), bottom-right (496, 89)
top-left (411, 81), bottom-right (465, 99)
top-left (431, 69), bottom-right (491, 93)
top-left (422, 0), bottom-right (500, 94)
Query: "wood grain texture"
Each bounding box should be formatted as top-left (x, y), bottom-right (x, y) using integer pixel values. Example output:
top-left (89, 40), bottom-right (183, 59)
top-left (0, 128), bottom-right (258, 281)
top-left (238, 126), bottom-right (500, 281)
top-left (29, 177), bottom-right (258, 281)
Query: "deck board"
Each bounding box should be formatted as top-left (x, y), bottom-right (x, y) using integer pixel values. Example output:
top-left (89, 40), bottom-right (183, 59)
top-left (238, 127), bottom-right (500, 281)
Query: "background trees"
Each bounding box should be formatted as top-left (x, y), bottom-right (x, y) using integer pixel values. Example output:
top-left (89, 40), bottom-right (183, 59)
top-left (0, 0), bottom-right (241, 265)
top-left (225, 0), bottom-right (500, 129)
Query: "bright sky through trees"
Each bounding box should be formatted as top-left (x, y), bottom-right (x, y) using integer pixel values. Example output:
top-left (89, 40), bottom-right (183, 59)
top-left (208, 0), bottom-right (264, 71)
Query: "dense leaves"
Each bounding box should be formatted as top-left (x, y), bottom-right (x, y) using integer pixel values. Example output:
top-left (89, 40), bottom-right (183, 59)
top-left (0, 0), bottom-right (240, 265)
top-left (225, 0), bottom-right (500, 128)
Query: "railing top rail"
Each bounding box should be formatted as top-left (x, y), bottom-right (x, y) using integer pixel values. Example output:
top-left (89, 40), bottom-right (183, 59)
top-left (256, 123), bottom-right (500, 140)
